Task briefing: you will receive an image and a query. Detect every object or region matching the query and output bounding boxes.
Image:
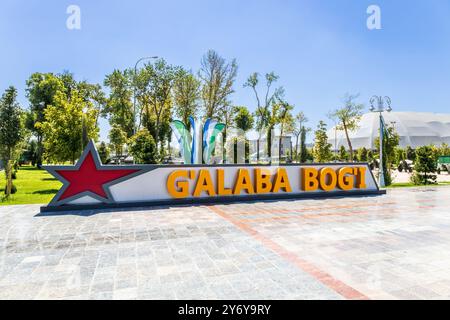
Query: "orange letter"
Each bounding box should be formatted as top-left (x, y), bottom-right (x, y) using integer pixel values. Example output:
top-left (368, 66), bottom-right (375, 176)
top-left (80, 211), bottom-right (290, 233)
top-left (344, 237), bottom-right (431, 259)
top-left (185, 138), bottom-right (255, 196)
top-left (255, 168), bottom-right (272, 194)
top-left (337, 167), bottom-right (354, 191)
top-left (234, 169), bottom-right (254, 194)
top-left (301, 168), bottom-right (319, 191)
top-left (193, 169), bottom-right (216, 197)
top-left (272, 168), bottom-right (292, 193)
top-left (319, 168), bottom-right (337, 191)
top-left (217, 169), bottom-right (232, 196)
top-left (356, 166), bottom-right (367, 189)
top-left (167, 170), bottom-right (189, 198)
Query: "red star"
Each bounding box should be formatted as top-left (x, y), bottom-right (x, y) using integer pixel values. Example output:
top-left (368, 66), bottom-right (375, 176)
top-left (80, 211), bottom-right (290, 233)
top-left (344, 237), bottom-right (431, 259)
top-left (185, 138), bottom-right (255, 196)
top-left (55, 151), bottom-right (139, 201)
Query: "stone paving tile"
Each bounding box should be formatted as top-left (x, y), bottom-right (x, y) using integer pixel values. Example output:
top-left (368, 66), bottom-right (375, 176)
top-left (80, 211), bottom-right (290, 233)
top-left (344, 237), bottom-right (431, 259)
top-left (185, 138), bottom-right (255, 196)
top-left (1, 186), bottom-right (450, 299)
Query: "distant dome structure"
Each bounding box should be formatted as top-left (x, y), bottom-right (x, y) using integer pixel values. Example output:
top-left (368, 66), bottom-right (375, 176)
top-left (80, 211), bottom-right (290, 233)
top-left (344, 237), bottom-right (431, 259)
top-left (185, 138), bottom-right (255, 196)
top-left (327, 112), bottom-right (450, 150)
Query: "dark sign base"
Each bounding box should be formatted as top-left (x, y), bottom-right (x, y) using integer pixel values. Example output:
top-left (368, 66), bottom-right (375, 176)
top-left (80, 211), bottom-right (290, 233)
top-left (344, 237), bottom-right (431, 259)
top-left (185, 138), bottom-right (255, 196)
top-left (39, 189), bottom-right (387, 214)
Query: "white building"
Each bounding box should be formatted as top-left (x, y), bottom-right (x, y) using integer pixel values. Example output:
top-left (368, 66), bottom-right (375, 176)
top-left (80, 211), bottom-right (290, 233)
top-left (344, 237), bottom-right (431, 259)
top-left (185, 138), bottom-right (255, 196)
top-left (328, 112), bottom-right (450, 150)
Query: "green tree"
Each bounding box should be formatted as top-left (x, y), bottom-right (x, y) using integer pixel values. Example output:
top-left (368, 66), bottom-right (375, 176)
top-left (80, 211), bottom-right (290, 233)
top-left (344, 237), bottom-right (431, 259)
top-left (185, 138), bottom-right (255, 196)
top-left (292, 112), bottom-right (308, 162)
top-left (108, 124), bottom-right (128, 158)
top-left (128, 128), bottom-right (157, 164)
top-left (173, 70), bottom-right (200, 129)
top-left (0, 87), bottom-right (24, 198)
top-left (233, 106), bottom-right (254, 134)
top-left (199, 50), bottom-right (237, 120)
top-left (97, 142), bottom-right (110, 164)
top-left (394, 147), bottom-right (405, 166)
top-left (339, 145), bottom-right (349, 162)
top-left (38, 90), bottom-right (99, 164)
top-left (329, 94), bottom-right (364, 162)
top-left (56, 72), bottom-right (106, 130)
top-left (405, 146), bottom-right (415, 161)
top-left (21, 139), bottom-right (38, 166)
top-left (244, 72), bottom-right (284, 162)
top-left (299, 127), bottom-right (310, 163)
top-left (411, 146), bottom-right (437, 185)
top-left (276, 101), bottom-right (294, 162)
top-left (104, 69), bottom-right (134, 138)
top-left (374, 123), bottom-right (400, 186)
top-left (26, 73), bottom-right (65, 167)
top-left (437, 143), bottom-right (450, 156)
top-left (313, 121), bottom-right (333, 163)
top-left (357, 147), bottom-right (368, 162)
top-left (136, 59), bottom-right (181, 154)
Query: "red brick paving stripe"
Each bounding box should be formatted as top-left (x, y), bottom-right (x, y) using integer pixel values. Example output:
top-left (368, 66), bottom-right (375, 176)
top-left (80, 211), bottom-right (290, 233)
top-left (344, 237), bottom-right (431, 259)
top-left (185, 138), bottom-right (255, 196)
top-left (208, 205), bottom-right (369, 300)
top-left (237, 208), bottom-right (402, 223)
top-left (232, 201), bottom-right (398, 216)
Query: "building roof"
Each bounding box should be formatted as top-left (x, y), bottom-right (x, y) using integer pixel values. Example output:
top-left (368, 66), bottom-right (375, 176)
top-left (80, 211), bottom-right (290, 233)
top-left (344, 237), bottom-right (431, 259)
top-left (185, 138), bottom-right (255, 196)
top-left (327, 111), bottom-right (450, 149)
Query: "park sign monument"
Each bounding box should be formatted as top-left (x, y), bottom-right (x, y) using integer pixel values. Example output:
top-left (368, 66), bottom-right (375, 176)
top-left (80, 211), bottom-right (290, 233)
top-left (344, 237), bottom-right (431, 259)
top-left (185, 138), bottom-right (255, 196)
top-left (40, 119), bottom-right (385, 213)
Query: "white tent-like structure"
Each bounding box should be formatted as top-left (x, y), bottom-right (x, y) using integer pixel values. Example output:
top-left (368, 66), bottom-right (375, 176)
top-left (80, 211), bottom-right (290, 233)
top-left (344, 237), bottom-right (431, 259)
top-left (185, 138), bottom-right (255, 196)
top-left (327, 111), bottom-right (450, 150)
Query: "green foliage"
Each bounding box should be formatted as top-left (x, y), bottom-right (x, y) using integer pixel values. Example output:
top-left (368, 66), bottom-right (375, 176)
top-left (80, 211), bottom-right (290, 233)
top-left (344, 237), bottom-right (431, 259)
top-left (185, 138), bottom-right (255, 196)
top-left (21, 139), bottom-right (38, 166)
top-left (329, 94), bottom-right (364, 161)
top-left (128, 128), bottom-right (157, 164)
top-left (199, 50), bottom-right (238, 120)
top-left (411, 146), bottom-right (437, 185)
top-left (108, 124), bottom-right (128, 157)
top-left (0, 87), bottom-right (23, 154)
top-left (436, 143), bottom-right (450, 157)
top-left (233, 106), bottom-right (254, 133)
top-left (38, 90), bottom-right (99, 164)
top-left (299, 127), bottom-right (309, 163)
top-left (357, 147), bottom-right (368, 162)
top-left (394, 147), bottom-right (405, 166)
top-left (313, 121), bottom-right (333, 163)
top-left (244, 71), bottom-right (284, 161)
top-left (104, 69), bottom-right (134, 138)
top-left (136, 59), bottom-right (181, 155)
top-left (339, 145), bottom-right (349, 162)
top-left (0, 86), bottom-right (24, 198)
top-left (374, 123), bottom-right (400, 186)
top-left (26, 73), bottom-right (66, 167)
top-left (405, 146), bottom-right (415, 161)
top-left (173, 69), bottom-right (200, 129)
top-left (97, 142), bottom-right (110, 164)
top-left (292, 112), bottom-right (308, 162)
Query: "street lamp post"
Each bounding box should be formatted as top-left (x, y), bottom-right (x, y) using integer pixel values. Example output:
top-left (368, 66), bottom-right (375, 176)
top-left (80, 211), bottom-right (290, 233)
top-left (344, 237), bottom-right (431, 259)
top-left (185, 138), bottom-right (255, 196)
top-left (369, 95), bottom-right (392, 188)
top-left (132, 56), bottom-right (158, 135)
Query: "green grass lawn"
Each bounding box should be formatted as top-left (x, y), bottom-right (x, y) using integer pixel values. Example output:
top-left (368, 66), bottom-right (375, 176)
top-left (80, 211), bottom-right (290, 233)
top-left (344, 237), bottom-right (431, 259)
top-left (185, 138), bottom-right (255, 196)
top-left (387, 181), bottom-right (450, 188)
top-left (0, 166), bottom-right (61, 205)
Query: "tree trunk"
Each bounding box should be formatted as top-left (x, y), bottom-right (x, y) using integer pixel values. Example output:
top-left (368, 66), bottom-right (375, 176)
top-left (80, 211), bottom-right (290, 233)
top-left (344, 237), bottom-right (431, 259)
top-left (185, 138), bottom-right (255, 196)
top-left (343, 123), bottom-right (353, 162)
top-left (5, 159), bottom-right (12, 198)
top-left (295, 134), bottom-right (299, 163)
top-left (256, 139), bottom-right (260, 163)
top-left (36, 134), bottom-right (43, 168)
top-left (267, 126), bottom-right (272, 163)
top-left (222, 128), bottom-right (227, 163)
top-left (279, 125), bottom-right (284, 163)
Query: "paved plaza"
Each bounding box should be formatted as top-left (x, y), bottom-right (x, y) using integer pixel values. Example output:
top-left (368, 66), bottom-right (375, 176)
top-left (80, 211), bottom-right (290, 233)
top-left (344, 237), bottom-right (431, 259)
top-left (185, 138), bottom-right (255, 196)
top-left (1, 186), bottom-right (450, 300)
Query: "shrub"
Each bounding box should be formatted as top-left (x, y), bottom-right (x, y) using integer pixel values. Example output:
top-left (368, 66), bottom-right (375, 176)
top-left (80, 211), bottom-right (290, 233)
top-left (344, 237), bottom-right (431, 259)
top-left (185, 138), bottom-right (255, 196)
top-left (357, 147), bottom-right (368, 162)
top-left (128, 128), bottom-right (157, 164)
top-left (97, 142), bottom-right (110, 164)
top-left (411, 146), bottom-right (437, 185)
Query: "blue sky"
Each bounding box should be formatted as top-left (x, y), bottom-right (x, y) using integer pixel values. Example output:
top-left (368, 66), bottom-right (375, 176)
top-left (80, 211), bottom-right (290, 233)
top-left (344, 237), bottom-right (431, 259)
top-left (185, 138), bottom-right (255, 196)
top-left (1, 0), bottom-right (450, 141)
